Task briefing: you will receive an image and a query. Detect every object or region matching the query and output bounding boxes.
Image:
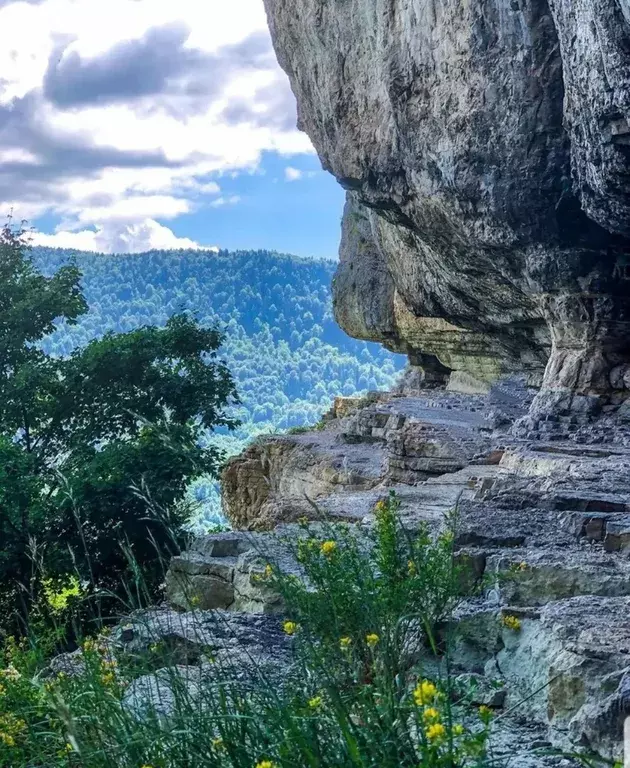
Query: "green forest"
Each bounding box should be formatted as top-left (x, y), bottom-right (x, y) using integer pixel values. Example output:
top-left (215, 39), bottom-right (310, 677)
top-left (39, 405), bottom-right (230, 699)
top-left (31, 247), bottom-right (404, 524)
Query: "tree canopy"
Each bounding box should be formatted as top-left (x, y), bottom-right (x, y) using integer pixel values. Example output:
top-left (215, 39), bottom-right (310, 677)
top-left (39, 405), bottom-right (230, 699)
top-left (30, 246), bottom-right (404, 523)
top-left (0, 228), bottom-right (238, 629)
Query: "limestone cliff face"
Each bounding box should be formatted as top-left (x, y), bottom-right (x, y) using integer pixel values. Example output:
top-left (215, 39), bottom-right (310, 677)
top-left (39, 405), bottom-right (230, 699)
top-left (263, 0), bottom-right (630, 418)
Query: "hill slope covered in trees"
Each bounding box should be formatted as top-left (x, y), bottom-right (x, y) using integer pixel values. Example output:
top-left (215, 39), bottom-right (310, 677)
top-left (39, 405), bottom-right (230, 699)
top-left (32, 247), bottom-right (404, 523)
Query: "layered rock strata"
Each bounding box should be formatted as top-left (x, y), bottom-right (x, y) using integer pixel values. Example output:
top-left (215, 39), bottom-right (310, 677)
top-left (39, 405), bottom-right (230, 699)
top-left (164, 382), bottom-right (630, 762)
top-left (262, 0), bottom-right (630, 419)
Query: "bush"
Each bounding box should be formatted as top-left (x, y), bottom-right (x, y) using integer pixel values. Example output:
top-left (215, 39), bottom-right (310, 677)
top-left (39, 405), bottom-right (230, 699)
top-left (0, 224), bottom-right (238, 635)
top-left (0, 494), bottom-right (491, 767)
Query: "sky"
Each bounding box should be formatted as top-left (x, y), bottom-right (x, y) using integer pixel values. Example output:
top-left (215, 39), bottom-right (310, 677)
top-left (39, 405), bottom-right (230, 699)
top-left (0, 0), bottom-right (345, 258)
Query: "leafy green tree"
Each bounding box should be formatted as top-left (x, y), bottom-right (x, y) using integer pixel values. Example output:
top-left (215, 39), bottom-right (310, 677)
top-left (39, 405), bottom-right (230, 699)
top-left (0, 225), bottom-right (238, 628)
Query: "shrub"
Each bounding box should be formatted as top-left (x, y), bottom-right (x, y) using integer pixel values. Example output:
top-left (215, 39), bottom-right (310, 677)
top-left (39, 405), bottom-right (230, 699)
top-left (0, 493), bottom-right (490, 767)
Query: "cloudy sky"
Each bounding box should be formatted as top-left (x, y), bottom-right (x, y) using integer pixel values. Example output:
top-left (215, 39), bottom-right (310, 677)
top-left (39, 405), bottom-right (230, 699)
top-left (0, 0), bottom-right (344, 257)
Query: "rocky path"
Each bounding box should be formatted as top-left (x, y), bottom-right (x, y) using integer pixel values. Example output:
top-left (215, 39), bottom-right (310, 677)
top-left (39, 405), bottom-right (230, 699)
top-left (161, 382), bottom-right (630, 764)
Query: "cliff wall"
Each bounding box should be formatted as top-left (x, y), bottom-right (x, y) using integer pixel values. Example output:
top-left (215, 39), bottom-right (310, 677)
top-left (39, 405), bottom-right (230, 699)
top-left (263, 0), bottom-right (630, 421)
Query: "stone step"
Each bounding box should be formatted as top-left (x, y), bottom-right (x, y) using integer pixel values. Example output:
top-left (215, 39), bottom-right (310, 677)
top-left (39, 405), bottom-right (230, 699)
top-left (486, 547), bottom-right (630, 605)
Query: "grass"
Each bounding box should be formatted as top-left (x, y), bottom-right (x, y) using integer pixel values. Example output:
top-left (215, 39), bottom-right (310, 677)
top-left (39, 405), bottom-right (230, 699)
top-left (0, 492), bottom-right (495, 767)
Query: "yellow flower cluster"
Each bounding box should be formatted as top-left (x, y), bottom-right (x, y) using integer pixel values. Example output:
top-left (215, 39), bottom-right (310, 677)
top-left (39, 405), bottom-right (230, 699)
top-left (98, 657), bottom-right (119, 687)
top-left (283, 621), bottom-right (298, 636)
top-left (502, 614), bottom-right (522, 631)
top-left (255, 760), bottom-right (276, 768)
top-left (413, 679), bottom-right (437, 706)
top-left (320, 540), bottom-right (337, 556)
top-left (0, 713), bottom-right (26, 749)
top-left (411, 681), bottom-right (469, 745)
top-left (425, 722), bottom-right (446, 741)
top-left (339, 636), bottom-right (352, 650)
top-left (308, 695), bottom-right (322, 709)
top-left (366, 633), bottom-right (379, 647)
top-left (423, 707), bottom-right (440, 722)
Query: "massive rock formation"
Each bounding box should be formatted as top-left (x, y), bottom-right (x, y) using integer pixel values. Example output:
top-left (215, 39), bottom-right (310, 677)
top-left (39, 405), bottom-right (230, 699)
top-left (263, 0), bottom-right (630, 419)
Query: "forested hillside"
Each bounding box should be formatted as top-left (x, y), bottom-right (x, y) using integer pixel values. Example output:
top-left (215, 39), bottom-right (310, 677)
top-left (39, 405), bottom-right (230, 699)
top-left (32, 247), bottom-right (404, 523)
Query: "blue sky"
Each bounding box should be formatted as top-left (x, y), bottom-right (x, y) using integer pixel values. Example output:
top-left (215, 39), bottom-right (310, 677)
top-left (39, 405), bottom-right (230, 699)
top-left (169, 153), bottom-right (345, 260)
top-left (0, 0), bottom-right (346, 259)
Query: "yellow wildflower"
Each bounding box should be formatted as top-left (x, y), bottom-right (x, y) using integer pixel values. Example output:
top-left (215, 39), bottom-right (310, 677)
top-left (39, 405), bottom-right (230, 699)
top-left (366, 633), bottom-right (380, 647)
top-left (339, 636), bottom-right (352, 650)
top-left (255, 761), bottom-right (276, 768)
top-left (101, 671), bottom-right (115, 686)
top-left (308, 695), bottom-right (322, 709)
top-left (374, 499), bottom-right (387, 514)
top-left (283, 621), bottom-right (298, 636)
top-left (502, 614), bottom-right (522, 631)
top-left (422, 707), bottom-right (440, 722)
top-left (413, 679), bottom-right (437, 705)
top-left (0, 733), bottom-right (15, 747)
top-left (57, 743), bottom-right (73, 758)
top-left (264, 564), bottom-right (273, 578)
top-left (320, 540), bottom-right (337, 556)
top-left (140, 765), bottom-right (155, 768)
top-left (479, 705), bottom-right (493, 721)
top-left (407, 560), bottom-right (417, 576)
top-left (0, 685), bottom-right (6, 697)
top-left (212, 737), bottom-right (224, 749)
top-left (189, 595), bottom-right (201, 607)
top-left (425, 722), bottom-right (446, 741)
top-left (452, 724), bottom-right (465, 736)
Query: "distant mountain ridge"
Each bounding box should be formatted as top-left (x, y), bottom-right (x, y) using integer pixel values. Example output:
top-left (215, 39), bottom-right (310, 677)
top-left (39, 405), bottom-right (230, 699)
top-left (31, 246), bottom-right (404, 523)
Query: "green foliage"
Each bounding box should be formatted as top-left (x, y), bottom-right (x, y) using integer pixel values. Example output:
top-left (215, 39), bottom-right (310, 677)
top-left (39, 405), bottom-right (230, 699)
top-left (30, 246), bottom-right (404, 523)
top-left (273, 493), bottom-right (466, 677)
top-left (0, 227), bottom-right (238, 632)
top-left (0, 495), bottom-right (492, 767)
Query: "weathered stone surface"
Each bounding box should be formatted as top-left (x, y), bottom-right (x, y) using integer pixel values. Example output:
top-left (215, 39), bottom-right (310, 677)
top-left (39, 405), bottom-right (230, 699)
top-left (166, 531), bottom-right (300, 613)
top-left (221, 433), bottom-right (384, 529)
top-left (263, 0), bottom-right (630, 417)
top-left (497, 596), bottom-right (630, 761)
top-left (221, 389), bottom-right (498, 527)
top-left (113, 608), bottom-right (291, 671)
top-left (209, 380), bottom-right (630, 760)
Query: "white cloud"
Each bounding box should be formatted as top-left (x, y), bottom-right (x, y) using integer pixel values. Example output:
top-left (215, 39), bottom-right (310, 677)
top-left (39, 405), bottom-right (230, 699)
top-left (284, 166), bottom-right (318, 182)
top-left (63, 195), bottom-right (193, 229)
top-left (285, 166), bottom-right (303, 182)
top-left (0, 0), bottom-right (314, 252)
top-left (32, 219), bottom-right (219, 253)
top-left (209, 195), bottom-right (241, 208)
